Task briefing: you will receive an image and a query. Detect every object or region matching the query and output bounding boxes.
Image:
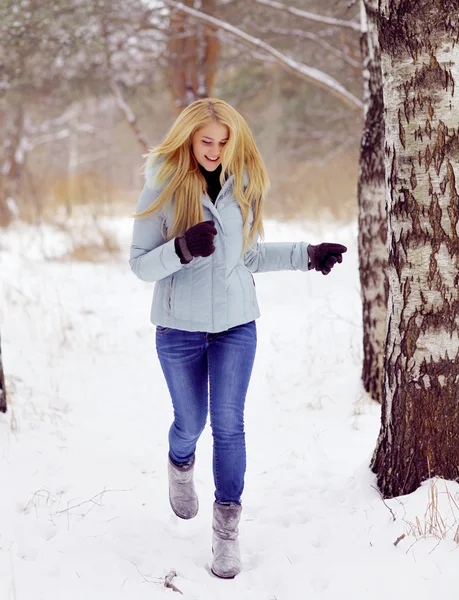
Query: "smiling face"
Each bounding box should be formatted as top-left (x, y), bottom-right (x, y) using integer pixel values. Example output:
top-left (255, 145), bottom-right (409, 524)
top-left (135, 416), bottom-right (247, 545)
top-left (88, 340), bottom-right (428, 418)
top-left (191, 122), bottom-right (229, 171)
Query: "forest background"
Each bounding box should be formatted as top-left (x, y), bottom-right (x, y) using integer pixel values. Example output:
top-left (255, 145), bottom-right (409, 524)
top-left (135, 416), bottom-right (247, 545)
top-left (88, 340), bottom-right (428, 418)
top-left (0, 0), bottom-right (362, 229)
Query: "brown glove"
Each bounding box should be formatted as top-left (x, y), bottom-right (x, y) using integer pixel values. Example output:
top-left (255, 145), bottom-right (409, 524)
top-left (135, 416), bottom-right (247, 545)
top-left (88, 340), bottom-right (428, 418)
top-left (307, 243), bottom-right (347, 275)
top-left (174, 220), bottom-right (218, 264)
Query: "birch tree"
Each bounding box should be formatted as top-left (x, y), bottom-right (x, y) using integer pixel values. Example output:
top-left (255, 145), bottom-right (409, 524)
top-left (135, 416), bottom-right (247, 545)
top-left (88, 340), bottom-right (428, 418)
top-left (357, 0), bottom-right (387, 403)
top-left (371, 0), bottom-right (459, 498)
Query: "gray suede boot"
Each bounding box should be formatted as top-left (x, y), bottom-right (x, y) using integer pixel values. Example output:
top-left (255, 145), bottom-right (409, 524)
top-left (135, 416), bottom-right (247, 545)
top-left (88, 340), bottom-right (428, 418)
top-left (168, 455), bottom-right (199, 519)
top-left (211, 502), bottom-right (242, 579)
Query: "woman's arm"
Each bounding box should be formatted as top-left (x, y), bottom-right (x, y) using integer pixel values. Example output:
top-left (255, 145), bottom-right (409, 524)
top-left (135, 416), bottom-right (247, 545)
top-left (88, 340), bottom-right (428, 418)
top-left (243, 237), bottom-right (310, 273)
top-left (129, 183), bottom-right (183, 282)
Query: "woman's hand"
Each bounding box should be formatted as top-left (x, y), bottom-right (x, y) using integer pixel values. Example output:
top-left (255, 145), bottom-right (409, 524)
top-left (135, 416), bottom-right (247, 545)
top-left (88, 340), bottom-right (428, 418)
top-left (307, 243), bottom-right (347, 275)
top-left (175, 220), bottom-right (218, 264)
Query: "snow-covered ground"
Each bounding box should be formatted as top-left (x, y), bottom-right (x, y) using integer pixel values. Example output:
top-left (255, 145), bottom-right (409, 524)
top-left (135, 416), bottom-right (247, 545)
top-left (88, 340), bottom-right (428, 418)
top-left (1, 216), bottom-right (458, 600)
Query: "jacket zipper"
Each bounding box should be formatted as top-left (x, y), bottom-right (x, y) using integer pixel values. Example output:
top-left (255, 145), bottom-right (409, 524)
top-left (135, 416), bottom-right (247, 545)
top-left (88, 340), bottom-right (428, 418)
top-left (214, 182), bottom-right (231, 209)
top-left (168, 275), bottom-right (174, 312)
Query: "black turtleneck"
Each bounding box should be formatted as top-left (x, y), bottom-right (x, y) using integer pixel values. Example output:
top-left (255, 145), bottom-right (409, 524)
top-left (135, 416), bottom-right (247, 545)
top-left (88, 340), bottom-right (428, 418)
top-left (199, 163), bottom-right (222, 204)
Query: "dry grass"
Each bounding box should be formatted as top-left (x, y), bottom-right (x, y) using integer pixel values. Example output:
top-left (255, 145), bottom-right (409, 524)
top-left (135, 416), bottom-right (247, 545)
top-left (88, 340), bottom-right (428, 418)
top-left (19, 169), bottom-right (137, 226)
top-left (21, 146), bottom-right (359, 226)
top-left (61, 228), bottom-right (120, 263)
top-left (10, 144), bottom-right (360, 264)
top-left (39, 209), bottom-right (122, 263)
top-left (265, 144), bottom-right (360, 223)
top-left (404, 477), bottom-right (459, 546)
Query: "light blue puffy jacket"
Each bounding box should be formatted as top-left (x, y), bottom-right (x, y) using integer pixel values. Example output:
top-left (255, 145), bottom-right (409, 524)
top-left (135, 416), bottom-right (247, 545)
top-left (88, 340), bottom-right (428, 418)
top-left (129, 161), bottom-right (311, 333)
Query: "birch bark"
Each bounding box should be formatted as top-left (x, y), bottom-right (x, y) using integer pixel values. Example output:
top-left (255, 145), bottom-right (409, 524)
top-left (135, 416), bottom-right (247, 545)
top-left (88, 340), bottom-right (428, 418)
top-left (358, 0), bottom-right (387, 403)
top-left (371, 0), bottom-right (459, 498)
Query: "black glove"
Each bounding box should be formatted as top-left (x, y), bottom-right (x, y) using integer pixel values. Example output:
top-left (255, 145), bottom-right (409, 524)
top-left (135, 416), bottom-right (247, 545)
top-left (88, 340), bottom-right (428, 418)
top-left (307, 242), bottom-right (347, 275)
top-left (174, 220), bottom-right (218, 264)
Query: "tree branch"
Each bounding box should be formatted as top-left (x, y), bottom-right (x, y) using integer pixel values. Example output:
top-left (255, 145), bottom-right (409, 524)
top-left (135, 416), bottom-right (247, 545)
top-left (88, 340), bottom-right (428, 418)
top-left (252, 0), bottom-right (361, 32)
top-left (220, 33), bottom-right (277, 63)
top-left (96, 6), bottom-right (151, 154)
top-left (110, 82), bottom-right (150, 154)
top-left (162, 1), bottom-right (363, 110)
top-left (250, 23), bottom-right (362, 68)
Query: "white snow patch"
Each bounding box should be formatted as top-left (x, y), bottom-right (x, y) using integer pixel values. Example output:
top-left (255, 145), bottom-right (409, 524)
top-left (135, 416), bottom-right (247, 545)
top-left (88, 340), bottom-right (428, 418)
top-left (0, 215), bottom-right (458, 599)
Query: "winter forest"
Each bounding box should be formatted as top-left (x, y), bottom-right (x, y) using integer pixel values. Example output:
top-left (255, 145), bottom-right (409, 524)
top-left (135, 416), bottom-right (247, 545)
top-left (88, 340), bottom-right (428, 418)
top-left (1, 0), bottom-right (459, 598)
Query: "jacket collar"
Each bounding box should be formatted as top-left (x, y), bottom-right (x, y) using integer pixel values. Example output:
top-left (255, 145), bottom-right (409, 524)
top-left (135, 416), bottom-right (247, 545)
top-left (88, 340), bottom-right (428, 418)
top-left (145, 154), bottom-right (249, 190)
top-left (223, 168), bottom-right (249, 190)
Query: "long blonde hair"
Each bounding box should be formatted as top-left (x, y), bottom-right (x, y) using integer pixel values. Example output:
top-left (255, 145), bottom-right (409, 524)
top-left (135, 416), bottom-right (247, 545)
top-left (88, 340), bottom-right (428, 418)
top-left (136, 98), bottom-right (269, 253)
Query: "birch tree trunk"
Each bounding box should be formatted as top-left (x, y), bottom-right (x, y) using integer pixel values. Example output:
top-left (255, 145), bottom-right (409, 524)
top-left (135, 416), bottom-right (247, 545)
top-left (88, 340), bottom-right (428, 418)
top-left (357, 0), bottom-right (387, 403)
top-left (0, 103), bottom-right (24, 226)
top-left (0, 332), bottom-right (7, 413)
top-left (371, 0), bottom-right (459, 498)
top-left (167, 0), bottom-right (220, 115)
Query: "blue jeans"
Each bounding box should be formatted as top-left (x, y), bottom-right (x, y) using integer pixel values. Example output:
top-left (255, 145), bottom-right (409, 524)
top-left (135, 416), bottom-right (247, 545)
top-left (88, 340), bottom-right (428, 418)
top-left (155, 320), bottom-right (257, 504)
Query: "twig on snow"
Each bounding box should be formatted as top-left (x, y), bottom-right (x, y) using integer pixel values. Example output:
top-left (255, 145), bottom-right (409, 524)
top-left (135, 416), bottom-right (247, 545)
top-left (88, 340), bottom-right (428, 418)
top-left (164, 571), bottom-right (184, 595)
top-left (54, 488), bottom-right (130, 516)
top-left (371, 484), bottom-right (396, 522)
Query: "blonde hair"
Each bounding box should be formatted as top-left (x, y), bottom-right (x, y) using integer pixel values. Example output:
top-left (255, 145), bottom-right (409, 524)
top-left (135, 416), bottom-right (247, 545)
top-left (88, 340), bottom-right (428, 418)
top-left (136, 97), bottom-right (269, 253)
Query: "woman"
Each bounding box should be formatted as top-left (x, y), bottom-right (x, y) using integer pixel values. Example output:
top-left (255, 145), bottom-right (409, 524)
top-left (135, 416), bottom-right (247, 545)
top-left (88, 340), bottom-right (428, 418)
top-left (129, 98), bottom-right (347, 579)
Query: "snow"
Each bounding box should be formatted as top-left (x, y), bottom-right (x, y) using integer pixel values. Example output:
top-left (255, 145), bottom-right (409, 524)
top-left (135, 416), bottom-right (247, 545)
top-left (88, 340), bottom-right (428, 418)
top-left (1, 216), bottom-right (458, 599)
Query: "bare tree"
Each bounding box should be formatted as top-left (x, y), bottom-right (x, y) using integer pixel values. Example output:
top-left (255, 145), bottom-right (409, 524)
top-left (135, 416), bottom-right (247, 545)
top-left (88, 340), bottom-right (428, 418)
top-left (0, 0), bottom-right (98, 221)
top-left (0, 102), bottom-right (25, 225)
top-left (0, 0), bottom-right (163, 213)
top-left (167, 0), bottom-right (221, 114)
top-left (371, 0), bottom-right (459, 498)
top-left (357, 0), bottom-right (387, 403)
top-left (162, 0), bottom-right (363, 110)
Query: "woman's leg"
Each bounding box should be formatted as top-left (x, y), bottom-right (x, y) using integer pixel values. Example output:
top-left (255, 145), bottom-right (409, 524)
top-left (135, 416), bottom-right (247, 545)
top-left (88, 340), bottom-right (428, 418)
top-left (156, 327), bottom-right (209, 465)
top-left (207, 321), bottom-right (257, 504)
